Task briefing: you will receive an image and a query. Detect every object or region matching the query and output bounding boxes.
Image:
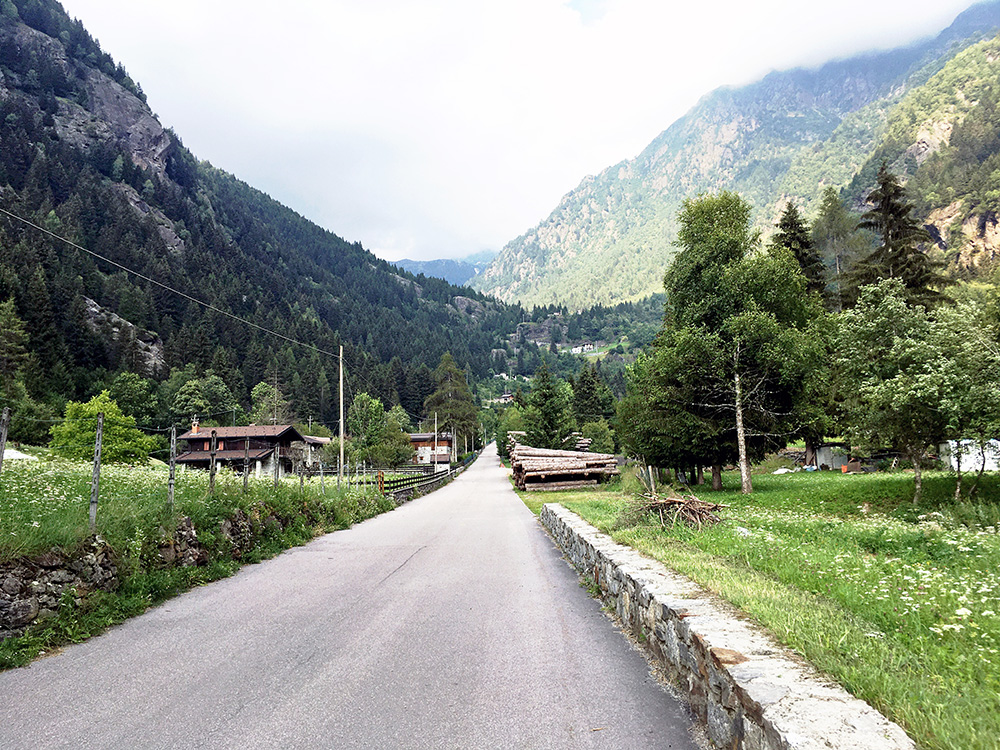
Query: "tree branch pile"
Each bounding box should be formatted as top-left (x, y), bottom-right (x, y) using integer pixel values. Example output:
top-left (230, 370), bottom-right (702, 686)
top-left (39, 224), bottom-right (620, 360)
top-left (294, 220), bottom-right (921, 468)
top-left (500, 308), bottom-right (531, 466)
top-left (629, 489), bottom-right (727, 529)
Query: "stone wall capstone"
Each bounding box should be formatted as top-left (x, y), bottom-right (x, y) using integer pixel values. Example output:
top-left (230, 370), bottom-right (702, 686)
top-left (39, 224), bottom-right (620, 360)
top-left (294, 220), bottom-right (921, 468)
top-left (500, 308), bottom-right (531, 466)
top-left (540, 503), bottom-right (915, 750)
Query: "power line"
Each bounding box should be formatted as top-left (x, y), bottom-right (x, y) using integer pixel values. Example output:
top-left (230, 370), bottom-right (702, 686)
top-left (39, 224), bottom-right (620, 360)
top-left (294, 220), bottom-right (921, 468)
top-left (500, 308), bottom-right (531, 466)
top-left (0, 205), bottom-right (342, 363)
top-left (1, 205), bottom-right (442, 427)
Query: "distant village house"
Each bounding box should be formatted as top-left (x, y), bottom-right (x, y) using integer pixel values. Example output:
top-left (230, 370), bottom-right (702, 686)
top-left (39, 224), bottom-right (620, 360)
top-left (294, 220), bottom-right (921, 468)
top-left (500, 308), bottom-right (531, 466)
top-left (409, 432), bottom-right (452, 468)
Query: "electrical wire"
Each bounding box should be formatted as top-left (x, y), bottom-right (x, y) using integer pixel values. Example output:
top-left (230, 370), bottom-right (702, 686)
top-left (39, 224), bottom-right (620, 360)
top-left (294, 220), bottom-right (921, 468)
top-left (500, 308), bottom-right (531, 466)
top-left (0, 205), bottom-right (343, 362)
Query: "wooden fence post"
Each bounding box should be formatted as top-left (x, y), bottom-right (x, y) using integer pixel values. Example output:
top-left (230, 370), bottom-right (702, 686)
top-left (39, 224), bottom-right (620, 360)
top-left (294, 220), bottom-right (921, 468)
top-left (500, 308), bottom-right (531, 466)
top-left (243, 437), bottom-right (250, 493)
top-left (89, 412), bottom-right (104, 532)
top-left (0, 406), bottom-right (10, 478)
top-left (320, 462), bottom-right (325, 495)
top-left (273, 445), bottom-right (279, 488)
top-left (168, 424), bottom-right (176, 511)
top-left (209, 430), bottom-right (218, 494)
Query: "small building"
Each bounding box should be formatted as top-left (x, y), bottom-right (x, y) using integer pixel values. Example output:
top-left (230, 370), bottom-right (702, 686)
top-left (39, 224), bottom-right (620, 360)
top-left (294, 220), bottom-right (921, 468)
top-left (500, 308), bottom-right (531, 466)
top-left (303, 434), bottom-right (332, 467)
top-left (939, 440), bottom-right (1000, 472)
top-left (409, 432), bottom-right (452, 469)
top-left (176, 422), bottom-right (306, 478)
top-left (815, 442), bottom-right (849, 470)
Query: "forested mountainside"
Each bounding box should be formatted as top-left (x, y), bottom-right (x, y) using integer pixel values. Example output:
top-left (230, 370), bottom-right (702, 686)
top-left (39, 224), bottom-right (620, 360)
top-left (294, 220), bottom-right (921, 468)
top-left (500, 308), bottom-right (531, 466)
top-left (473, 1), bottom-right (1000, 308)
top-left (0, 0), bottom-right (525, 433)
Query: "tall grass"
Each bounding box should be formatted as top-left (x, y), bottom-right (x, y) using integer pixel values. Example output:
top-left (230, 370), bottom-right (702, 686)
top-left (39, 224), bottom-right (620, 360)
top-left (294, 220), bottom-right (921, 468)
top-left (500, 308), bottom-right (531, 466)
top-left (526, 469), bottom-right (1000, 750)
top-left (0, 458), bottom-right (393, 669)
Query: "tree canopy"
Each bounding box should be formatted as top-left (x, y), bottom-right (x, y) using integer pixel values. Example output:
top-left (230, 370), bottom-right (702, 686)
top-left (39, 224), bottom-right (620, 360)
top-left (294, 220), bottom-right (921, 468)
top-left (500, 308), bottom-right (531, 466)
top-left (49, 391), bottom-right (156, 463)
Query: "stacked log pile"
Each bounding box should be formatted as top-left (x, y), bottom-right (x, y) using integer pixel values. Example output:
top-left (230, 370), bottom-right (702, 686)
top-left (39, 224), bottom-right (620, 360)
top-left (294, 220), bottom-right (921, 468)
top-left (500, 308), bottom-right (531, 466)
top-left (510, 445), bottom-right (619, 491)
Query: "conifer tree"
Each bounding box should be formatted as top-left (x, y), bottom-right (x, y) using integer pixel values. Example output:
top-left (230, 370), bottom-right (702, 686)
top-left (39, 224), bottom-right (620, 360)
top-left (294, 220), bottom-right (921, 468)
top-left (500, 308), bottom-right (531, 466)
top-left (423, 353), bottom-right (477, 459)
top-left (770, 202), bottom-right (824, 296)
top-left (846, 163), bottom-right (953, 307)
top-left (523, 362), bottom-right (576, 450)
top-left (811, 187), bottom-right (867, 312)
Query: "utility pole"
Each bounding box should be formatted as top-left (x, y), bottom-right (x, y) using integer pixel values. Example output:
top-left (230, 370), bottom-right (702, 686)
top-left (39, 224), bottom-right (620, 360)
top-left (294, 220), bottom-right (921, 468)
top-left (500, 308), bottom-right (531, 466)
top-left (168, 424), bottom-right (176, 510)
top-left (339, 345), bottom-right (344, 491)
top-left (89, 413), bottom-right (104, 532)
top-left (433, 412), bottom-right (437, 474)
top-left (0, 406), bottom-right (9, 478)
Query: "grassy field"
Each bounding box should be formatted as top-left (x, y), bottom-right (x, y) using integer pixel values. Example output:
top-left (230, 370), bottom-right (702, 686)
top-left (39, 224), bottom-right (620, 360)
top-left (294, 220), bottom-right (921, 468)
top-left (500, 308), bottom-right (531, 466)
top-left (521, 469), bottom-right (1000, 750)
top-left (0, 457), bottom-right (393, 668)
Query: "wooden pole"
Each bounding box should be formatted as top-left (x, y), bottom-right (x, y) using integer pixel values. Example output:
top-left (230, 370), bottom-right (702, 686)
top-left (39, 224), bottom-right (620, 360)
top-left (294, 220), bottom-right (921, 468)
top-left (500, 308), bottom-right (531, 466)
top-left (168, 424), bottom-right (176, 510)
top-left (320, 461), bottom-right (325, 495)
top-left (243, 437), bottom-right (250, 493)
top-left (273, 443), bottom-right (280, 488)
top-left (433, 413), bottom-right (437, 473)
top-left (0, 406), bottom-right (9, 478)
top-left (339, 344), bottom-right (344, 491)
top-left (209, 429), bottom-right (218, 494)
top-left (89, 412), bottom-right (104, 532)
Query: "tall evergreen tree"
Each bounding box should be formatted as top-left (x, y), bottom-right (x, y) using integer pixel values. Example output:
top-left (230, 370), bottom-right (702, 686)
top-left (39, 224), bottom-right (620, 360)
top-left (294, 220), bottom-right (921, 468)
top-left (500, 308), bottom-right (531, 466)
top-left (523, 362), bottom-right (576, 450)
top-left (811, 187), bottom-right (868, 312)
top-left (423, 352), bottom-right (477, 459)
top-left (847, 163), bottom-right (953, 307)
top-left (572, 363), bottom-right (613, 425)
top-left (770, 202), bottom-right (824, 296)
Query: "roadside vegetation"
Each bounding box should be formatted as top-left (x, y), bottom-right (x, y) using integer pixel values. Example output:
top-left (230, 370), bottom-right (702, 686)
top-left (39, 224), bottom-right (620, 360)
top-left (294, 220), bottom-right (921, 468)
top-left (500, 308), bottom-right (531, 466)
top-left (0, 457), bottom-right (392, 669)
top-left (518, 468), bottom-right (1000, 750)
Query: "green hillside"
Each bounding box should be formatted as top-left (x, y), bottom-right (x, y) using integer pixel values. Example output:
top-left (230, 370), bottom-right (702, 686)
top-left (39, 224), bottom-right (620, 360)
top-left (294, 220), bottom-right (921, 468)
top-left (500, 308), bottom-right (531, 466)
top-left (0, 0), bottom-right (523, 434)
top-left (473, 2), bottom-right (1000, 308)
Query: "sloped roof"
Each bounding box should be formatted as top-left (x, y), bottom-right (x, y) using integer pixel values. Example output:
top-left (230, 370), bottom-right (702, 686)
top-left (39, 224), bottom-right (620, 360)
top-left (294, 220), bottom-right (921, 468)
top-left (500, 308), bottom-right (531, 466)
top-left (409, 433), bottom-right (453, 442)
top-left (177, 425), bottom-right (305, 442)
top-left (176, 448), bottom-right (274, 463)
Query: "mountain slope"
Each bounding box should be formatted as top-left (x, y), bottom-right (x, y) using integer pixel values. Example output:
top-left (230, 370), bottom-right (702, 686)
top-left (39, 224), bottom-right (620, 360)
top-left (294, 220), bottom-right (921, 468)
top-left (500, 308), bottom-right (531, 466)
top-left (0, 0), bottom-right (521, 426)
top-left (473, 2), bottom-right (1000, 308)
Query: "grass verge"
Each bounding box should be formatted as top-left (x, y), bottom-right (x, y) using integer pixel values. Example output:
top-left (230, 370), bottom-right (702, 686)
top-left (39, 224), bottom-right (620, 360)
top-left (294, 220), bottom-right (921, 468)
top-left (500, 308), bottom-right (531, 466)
top-left (0, 458), bottom-right (395, 669)
top-left (519, 469), bottom-right (1000, 750)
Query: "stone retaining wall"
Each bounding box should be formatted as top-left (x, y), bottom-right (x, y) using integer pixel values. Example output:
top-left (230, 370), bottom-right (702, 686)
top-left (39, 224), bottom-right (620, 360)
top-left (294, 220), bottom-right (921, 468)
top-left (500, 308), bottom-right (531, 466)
top-left (540, 503), bottom-right (915, 750)
top-left (0, 537), bottom-right (119, 640)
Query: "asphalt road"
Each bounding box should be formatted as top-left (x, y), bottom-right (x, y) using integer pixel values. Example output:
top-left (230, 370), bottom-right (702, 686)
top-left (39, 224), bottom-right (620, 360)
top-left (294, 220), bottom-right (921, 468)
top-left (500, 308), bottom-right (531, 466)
top-left (1, 449), bottom-right (699, 749)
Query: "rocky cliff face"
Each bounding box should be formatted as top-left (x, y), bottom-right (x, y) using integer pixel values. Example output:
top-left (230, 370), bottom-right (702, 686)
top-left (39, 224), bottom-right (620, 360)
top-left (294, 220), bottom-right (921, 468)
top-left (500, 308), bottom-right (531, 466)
top-left (474, 3), bottom-right (1000, 308)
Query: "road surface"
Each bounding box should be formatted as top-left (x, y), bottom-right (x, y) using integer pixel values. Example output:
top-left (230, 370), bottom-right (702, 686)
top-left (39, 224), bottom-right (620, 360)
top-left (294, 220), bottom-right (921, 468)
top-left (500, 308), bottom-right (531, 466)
top-left (1, 449), bottom-right (699, 749)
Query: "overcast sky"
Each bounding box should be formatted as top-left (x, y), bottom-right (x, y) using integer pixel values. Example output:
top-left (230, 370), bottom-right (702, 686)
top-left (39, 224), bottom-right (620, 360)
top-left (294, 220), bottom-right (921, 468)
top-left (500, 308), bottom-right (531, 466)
top-left (57, 0), bottom-right (977, 262)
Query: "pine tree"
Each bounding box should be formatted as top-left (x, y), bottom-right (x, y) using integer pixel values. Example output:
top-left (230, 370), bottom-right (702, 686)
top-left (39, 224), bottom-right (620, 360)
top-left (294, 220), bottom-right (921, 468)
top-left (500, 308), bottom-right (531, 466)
top-left (0, 296), bottom-right (28, 392)
top-left (524, 362), bottom-right (576, 450)
top-left (423, 353), bottom-right (477, 460)
top-left (811, 187), bottom-right (867, 312)
top-left (572, 364), bottom-right (613, 425)
top-left (770, 202), bottom-right (824, 296)
top-left (846, 163), bottom-right (953, 308)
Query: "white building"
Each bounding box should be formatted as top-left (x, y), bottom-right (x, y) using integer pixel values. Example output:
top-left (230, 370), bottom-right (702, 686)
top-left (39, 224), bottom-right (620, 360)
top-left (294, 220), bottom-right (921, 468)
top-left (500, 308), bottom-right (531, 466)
top-left (939, 440), bottom-right (1000, 472)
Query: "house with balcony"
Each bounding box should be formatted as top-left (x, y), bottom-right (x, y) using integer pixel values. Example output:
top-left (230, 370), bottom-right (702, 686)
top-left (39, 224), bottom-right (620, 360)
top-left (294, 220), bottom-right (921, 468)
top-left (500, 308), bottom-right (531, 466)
top-left (175, 422), bottom-right (306, 478)
top-left (409, 432), bottom-right (452, 469)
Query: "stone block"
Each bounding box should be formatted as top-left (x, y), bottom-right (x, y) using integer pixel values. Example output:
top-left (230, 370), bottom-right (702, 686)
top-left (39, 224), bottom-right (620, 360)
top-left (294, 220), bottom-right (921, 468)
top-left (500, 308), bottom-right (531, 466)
top-left (707, 700), bottom-right (736, 749)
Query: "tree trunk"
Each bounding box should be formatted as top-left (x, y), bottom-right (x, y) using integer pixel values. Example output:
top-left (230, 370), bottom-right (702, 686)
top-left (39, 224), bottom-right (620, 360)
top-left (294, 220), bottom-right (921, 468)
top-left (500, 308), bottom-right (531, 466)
top-left (711, 464), bottom-right (722, 491)
top-left (911, 448), bottom-right (923, 505)
top-left (735, 372), bottom-right (752, 494)
top-left (697, 466), bottom-right (705, 485)
top-left (804, 436), bottom-right (817, 467)
top-left (968, 442), bottom-right (988, 499)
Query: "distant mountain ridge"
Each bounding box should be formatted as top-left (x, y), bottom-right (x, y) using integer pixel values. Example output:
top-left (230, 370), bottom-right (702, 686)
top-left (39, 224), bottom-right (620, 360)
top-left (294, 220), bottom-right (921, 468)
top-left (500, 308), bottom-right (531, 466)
top-left (392, 250), bottom-right (497, 287)
top-left (472, 1), bottom-right (1000, 308)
